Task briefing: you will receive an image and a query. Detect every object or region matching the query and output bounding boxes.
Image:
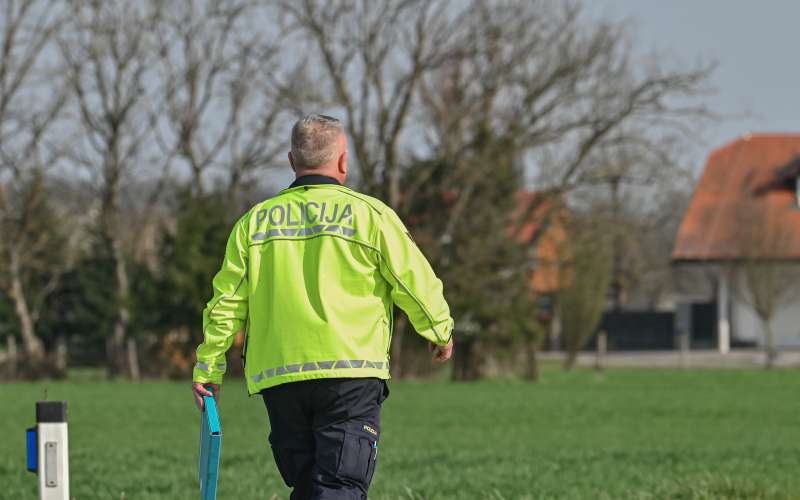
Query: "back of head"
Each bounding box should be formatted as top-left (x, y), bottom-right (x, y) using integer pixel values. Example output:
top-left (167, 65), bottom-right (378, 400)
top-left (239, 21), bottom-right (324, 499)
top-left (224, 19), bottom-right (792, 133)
top-left (290, 114), bottom-right (345, 171)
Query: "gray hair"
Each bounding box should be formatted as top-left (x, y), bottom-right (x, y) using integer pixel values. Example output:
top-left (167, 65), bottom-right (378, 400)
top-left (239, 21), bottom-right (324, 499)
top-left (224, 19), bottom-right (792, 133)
top-left (290, 114), bottom-right (345, 169)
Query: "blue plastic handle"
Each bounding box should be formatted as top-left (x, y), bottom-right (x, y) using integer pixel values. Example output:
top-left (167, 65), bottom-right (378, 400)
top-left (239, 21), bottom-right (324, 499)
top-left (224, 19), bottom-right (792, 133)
top-left (199, 387), bottom-right (222, 500)
top-left (26, 427), bottom-right (37, 473)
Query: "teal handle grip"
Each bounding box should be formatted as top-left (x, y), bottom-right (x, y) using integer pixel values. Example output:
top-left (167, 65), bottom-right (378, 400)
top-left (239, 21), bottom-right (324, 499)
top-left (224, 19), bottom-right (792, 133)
top-left (199, 387), bottom-right (222, 500)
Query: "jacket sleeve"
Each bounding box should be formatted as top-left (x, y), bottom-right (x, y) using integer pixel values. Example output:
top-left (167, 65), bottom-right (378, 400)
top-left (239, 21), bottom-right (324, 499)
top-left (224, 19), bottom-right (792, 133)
top-left (376, 208), bottom-right (454, 345)
top-left (193, 215), bottom-right (250, 384)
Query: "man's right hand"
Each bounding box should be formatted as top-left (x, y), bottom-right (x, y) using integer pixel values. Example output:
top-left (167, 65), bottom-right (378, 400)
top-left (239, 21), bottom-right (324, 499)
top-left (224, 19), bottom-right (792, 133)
top-left (429, 339), bottom-right (454, 363)
top-left (192, 382), bottom-right (220, 411)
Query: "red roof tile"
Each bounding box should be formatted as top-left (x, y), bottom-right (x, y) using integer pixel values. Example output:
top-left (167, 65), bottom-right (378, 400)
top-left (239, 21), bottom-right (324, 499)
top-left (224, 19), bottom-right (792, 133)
top-left (673, 133), bottom-right (800, 261)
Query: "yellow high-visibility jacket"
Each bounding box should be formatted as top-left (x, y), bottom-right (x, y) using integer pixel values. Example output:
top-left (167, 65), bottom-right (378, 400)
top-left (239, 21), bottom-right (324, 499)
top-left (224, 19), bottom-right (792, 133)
top-left (192, 178), bottom-right (453, 394)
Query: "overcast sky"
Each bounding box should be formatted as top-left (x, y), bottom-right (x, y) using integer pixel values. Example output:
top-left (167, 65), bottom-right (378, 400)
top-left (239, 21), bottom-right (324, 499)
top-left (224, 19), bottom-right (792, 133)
top-left (592, 0), bottom-right (800, 172)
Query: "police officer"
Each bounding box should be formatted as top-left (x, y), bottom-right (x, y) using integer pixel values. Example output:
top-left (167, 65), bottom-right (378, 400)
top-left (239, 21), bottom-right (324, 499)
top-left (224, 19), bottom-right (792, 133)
top-left (191, 114), bottom-right (454, 499)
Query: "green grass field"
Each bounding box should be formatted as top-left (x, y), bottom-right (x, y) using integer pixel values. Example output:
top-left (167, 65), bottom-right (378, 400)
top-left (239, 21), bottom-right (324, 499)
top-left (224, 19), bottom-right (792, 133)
top-left (3, 368), bottom-right (800, 499)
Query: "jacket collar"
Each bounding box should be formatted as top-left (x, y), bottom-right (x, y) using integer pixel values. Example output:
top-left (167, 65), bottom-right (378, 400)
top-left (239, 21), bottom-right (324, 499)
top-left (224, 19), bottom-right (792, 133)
top-left (289, 174), bottom-right (341, 189)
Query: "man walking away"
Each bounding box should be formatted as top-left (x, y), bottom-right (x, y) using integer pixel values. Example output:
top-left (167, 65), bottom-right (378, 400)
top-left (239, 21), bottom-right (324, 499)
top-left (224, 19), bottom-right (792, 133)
top-left (191, 114), bottom-right (454, 499)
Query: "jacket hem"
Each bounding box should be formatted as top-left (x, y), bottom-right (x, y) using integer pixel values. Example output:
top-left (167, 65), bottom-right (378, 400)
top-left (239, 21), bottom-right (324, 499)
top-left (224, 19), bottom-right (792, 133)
top-left (246, 368), bottom-right (390, 395)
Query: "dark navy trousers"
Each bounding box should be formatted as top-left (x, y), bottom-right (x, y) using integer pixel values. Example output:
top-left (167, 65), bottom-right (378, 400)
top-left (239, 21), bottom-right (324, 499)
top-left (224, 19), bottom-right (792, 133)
top-left (260, 378), bottom-right (389, 500)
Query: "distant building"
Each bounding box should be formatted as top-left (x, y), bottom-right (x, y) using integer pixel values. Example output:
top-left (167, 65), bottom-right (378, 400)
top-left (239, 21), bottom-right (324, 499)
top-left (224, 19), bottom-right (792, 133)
top-left (513, 192), bottom-right (571, 349)
top-left (513, 191), bottom-right (570, 295)
top-left (672, 133), bottom-right (800, 351)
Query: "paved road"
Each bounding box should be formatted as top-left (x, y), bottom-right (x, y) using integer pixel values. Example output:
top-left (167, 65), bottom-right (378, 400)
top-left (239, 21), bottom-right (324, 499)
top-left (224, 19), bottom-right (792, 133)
top-left (540, 348), bottom-right (800, 368)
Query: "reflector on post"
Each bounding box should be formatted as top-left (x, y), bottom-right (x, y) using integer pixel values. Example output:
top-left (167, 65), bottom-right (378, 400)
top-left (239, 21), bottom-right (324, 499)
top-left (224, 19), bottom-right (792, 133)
top-left (26, 427), bottom-right (37, 473)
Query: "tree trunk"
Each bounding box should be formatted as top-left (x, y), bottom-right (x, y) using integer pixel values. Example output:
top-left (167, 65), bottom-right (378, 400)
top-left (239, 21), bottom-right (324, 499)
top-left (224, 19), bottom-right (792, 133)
top-left (127, 337), bottom-right (141, 381)
top-left (451, 337), bottom-right (480, 381)
top-left (6, 335), bottom-right (18, 379)
top-left (108, 238), bottom-right (131, 378)
top-left (523, 336), bottom-right (539, 382)
top-left (764, 321), bottom-right (776, 369)
top-left (387, 157), bottom-right (400, 213)
top-left (563, 347), bottom-right (578, 371)
top-left (8, 248), bottom-right (44, 360)
top-left (106, 336), bottom-right (122, 377)
top-left (609, 176), bottom-right (623, 311)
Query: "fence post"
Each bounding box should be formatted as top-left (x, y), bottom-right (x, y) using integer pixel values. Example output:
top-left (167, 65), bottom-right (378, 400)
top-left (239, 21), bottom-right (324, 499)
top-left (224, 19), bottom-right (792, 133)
top-left (55, 336), bottom-right (67, 376)
top-left (7, 335), bottom-right (18, 378)
top-left (679, 330), bottom-right (690, 369)
top-left (595, 330), bottom-right (607, 373)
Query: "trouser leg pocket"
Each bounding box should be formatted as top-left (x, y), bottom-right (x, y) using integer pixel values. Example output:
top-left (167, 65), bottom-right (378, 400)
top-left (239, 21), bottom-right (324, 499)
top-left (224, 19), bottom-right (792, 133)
top-left (336, 424), bottom-right (379, 490)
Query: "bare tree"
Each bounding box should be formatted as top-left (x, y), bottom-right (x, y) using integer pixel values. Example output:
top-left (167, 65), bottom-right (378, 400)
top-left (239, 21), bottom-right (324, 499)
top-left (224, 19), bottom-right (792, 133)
top-left (277, 0), bottom-right (464, 205)
top-left (156, 0), bottom-right (286, 200)
top-left (59, 0), bottom-right (162, 378)
top-left (427, 1), bottom-right (712, 244)
top-left (415, 0), bottom-right (711, 257)
top-left (730, 203), bottom-right (800, 368)
top-left (558, 218), bottom-right (612, 370)
top-left (0, 0), bottom-right (66, 373)
top-left (414, 1), bottom-right (711, 377)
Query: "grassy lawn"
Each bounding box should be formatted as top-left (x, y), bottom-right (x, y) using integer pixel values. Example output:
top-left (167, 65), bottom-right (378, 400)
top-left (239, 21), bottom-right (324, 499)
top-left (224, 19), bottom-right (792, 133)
top-left (3, 368), bottom-right (800, 499)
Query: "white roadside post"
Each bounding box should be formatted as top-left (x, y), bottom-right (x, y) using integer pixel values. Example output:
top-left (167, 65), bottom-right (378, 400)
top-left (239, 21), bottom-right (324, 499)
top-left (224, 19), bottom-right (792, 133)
top-left (27, 401), bottom-right (70, 500)
top-left (717, 269), bottom-right (731, 354)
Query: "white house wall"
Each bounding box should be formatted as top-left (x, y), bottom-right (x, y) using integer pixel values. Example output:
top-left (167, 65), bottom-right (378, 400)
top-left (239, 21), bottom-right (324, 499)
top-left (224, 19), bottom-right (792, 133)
top-left (773, 303), bottom-right (800, 348)
top-left (730, 270), bottom-right (800, 348)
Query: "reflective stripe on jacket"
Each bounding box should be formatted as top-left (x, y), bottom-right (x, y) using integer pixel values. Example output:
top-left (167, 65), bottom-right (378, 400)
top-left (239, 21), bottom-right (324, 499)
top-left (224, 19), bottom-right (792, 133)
top-left (192, 182), bottom-right (453, 394)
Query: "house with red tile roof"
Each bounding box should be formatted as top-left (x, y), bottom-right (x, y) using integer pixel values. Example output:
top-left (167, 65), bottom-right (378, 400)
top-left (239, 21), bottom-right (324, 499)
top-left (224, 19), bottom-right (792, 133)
top-left (673, 133), bottom-right (800, 352)
top-left (513, 191), bottom-right (570, 295)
